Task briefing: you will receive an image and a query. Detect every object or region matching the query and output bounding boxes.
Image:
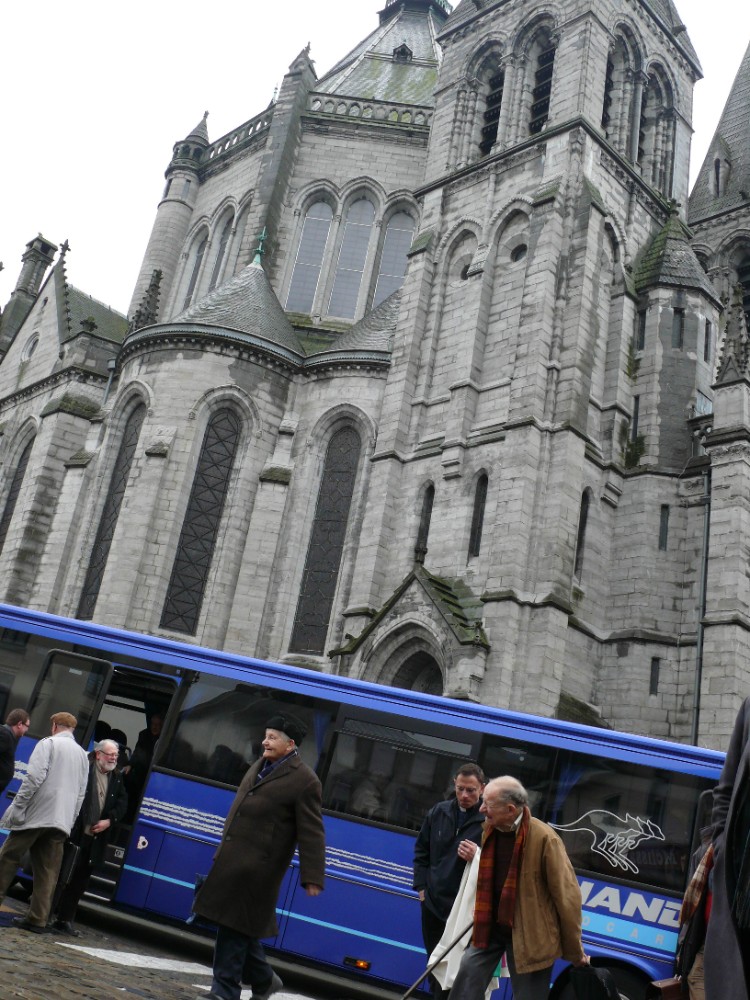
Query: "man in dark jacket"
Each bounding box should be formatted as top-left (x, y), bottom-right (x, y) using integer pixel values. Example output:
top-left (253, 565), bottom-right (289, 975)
top-left (194, 714), bottom-right (325, 1000)
top-left (413, 763), bottom-right (486, 994)
top-left (51, 738), bottom-right (128, 936)
top-left (704, 696), bottom-right (750, 1000)
top-left (0, 709), bottom-right (30, 799)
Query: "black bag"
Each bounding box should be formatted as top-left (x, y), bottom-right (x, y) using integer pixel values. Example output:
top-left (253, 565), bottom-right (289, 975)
top-left (571, 966), bottom-right (621, 1000)
top-left (57, 840), bottom-right (81, 888)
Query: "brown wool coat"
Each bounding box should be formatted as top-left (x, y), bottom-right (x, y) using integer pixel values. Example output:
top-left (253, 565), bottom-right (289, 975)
top-left (194, 753), bottom-right (325, 938)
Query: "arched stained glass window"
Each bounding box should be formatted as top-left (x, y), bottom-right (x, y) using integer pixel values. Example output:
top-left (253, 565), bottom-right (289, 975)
top-left (738, 254), bottom-right (750, 331)
top-left (160, 408), bottom-right (242, 635)
top-left (0, 439), bottom-right (34, 556)
top-left (208, 217), bottom-right (233, 292)
top-left (328, 199), bottom-right (375, 318)
top-left (183, 233), bottom-right (208, 310)
top-left (373, 212), bottom-right (415, 307)
top-left (468, 474), bottom-right (488, 558)
top-left (77, 403), bottom-right (147, 620)
top-left (290, 426), bottom-right (361, 654)
top-left (286, 201), bottom-right (333, 313)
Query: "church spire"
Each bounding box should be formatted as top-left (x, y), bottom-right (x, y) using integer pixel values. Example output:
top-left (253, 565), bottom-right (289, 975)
top-left (689, 41), bottom-right (750, 223)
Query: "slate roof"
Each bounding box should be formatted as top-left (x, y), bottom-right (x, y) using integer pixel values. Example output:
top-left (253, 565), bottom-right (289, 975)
top-left (319, 290), bottom-right (401, 354)
top-left (66, 287), bottom-right (129, 344)
top-left (184, 112), bottom-right (210, 145)
top-left (634, 209), bottom-right (721, 304)
top-left (173, 260), bottom-right (304, 356)
top-left (689, 42), bottom-right (750, 223)
top-left (316, 0), bottom-right (447, 106)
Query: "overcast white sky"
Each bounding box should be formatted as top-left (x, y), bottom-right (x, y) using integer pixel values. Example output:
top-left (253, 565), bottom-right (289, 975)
top-left (1, 1), bottom-right (748, 317)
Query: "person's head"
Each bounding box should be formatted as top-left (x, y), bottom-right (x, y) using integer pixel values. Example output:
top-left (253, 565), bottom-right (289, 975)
top-left (95, 739), bottom-right (119, 773)
top-left (50, 712), bottom-right (77, 734)
top-left (262, 714), bottom-right (306, 762)
top-left (6, 708), bottom-right (30, 738)
top-left (110, 728), bottom-right (128, 748)
top-left (149, 715), bottom-right (163, 737)
top-left (480, 776), bottom-right (528, 831)
top-left (453, 763), bottom-right (485, 810)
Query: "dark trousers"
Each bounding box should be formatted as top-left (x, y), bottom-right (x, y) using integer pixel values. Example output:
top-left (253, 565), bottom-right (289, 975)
top-left (0, 827), bottom-right (66, 927)
top-left (421, 904), bottom-right (449, 998)
top-left (55, 835), bottom-right (94, 922)
top-left (448, 931), bottom-right (553, 1000)
top-left (211, 923), bottom-right (273, 1000)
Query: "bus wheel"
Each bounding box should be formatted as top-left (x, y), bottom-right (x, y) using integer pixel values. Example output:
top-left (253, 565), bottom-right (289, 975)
top-left (557, 966), bottom-right (649, 1000)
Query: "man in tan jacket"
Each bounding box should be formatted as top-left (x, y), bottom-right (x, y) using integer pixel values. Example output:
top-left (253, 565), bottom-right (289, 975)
top-left (448, 776), bottom-right (588, 1000)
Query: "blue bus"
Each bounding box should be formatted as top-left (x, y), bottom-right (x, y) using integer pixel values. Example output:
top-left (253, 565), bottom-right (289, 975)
top-left (0, 603), bottom-right (722, 998)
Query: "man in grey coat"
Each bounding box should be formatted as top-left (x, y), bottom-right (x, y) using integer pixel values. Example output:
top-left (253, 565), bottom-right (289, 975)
top-left (0, 711), bottom-right (89, 932)
top-left (704, 696), bottom-right (750, 1000)
top-left (194, 714), bottom-right (325, 1000)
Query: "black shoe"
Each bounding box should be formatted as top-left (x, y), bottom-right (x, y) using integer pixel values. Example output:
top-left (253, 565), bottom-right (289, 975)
top-left (253, 971), bottom-right (283, 1000)
top-left (11, 916), bottom-right (48, 934)
top-left (52, 919), bottom-right (81, 937)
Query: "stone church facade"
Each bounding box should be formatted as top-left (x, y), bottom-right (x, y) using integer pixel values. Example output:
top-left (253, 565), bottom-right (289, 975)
top-left (1, 0), bottom-right (749, 749)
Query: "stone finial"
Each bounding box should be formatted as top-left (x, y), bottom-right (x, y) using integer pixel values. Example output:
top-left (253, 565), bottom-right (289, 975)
top-left (128, 269), bottom-right (163, 334)
top-left (715, 283), bottom-right (750, 385)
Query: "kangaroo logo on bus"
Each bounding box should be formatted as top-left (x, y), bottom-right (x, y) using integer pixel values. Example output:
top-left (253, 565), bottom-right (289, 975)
top-left (550, 810), bottom-right (665, 873)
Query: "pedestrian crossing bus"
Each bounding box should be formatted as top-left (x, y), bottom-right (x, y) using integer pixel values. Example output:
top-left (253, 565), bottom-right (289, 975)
top-left (0, 603), bottom-right (723, 998)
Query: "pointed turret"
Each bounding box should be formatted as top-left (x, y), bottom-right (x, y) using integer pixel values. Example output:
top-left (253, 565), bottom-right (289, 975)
top-left (128, 270), bottom-right (163, 334)
top-left (634, 206), bottom-right (721, 305)
top-left (689, 42), bottom-right (750, 223)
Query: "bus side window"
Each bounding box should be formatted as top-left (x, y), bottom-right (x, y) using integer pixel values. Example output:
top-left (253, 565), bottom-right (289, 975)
top-left (479, 739), bottom-right (556, 815)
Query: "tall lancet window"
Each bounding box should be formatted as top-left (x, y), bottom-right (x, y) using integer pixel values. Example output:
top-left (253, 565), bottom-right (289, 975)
top-left (738, 254), bottom-right (750, 331)
top-left (468, 474), bottom-right (488, 558)
top-left (480, 70), bottom-right (505, 155)
top-left (208, 217), bottom-right (233, 292)
top-left (574, 489), bottom-right (591, 580)
top-left (286, 201), bottom-right (333, 313)
top-left (183, 233), bottom-right (208, 309)
top-left (290, 427), bottom-right (361, 654)
top-left (328, 199), bottom-right (375, 318)
top-left (529, 33), bottom-right (556, 135)
top-left (78, 404), bottom-right (147, 620)
top-left (415, 483), bottom-right (434, 564)
top-left (160, 408), bottom-right (241, 635)
top-left (0, 439), bottom-right (34, 556)
top-left (373, 212), bottom-right (415, 307)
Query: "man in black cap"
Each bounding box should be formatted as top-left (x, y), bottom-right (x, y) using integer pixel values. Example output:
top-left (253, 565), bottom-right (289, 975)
top-left (194, 713), bottom-right (325, 1000)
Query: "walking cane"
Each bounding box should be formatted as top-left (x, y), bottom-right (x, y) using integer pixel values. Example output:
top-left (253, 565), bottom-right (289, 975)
top-left (399, 920), bottom-right (474, 1000)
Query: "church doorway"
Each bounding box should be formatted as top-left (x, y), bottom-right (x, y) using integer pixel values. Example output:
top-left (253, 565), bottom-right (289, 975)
top-left (391, 650), bottom-right (443, 695)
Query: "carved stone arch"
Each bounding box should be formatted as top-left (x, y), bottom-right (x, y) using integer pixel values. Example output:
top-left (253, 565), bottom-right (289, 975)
top-left (108, 377), bottom-right (155, 418)
top-left (357, 617), bottom-right (447, 694)
top-left (0, 421), bottom-right (39, 560)
top-left (608, 17), bottom-right (645, 71)
top-left (465, 34), bottom-right (508, 80)
top-left (0, 417), bottom-right (39, 470)
top-left (176, 222), bottom-right (211, 312)
top-left (209, 197), bottom-right (238, 229)
top-left (382, 190), bottom-right (420, 225)
top-left (339, 176), bottom-right (387, 217)
top-left (305, 402), bottom-right (377, 457)
top-left (434, 219), bottom-right (483, 267)
top-left (489, 204), bottom-right (532, 262)
top-left (512, 9), bottom-right (558, 59)
top-left (294, 178), bottom-right (340, 216)
top-left (188, 383), bottom-right (262, 439)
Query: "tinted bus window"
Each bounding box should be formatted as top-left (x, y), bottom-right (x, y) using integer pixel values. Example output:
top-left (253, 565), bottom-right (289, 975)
top-left (159, 675), bottom-right (334, 786)
top-left (547, 750), bottom-right (710, 892)
top-left (27, 650), bottom-right (112, 743)
top-left (323, 717), bottom-right (473, 830)
top-left (480, 737), bottom-right (557, 814)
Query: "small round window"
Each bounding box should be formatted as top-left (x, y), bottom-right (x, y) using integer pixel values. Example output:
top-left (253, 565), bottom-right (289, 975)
top-left (22, 334), bottom-right (39, 361)
top-left (510, 244), bottom-right (528, 263)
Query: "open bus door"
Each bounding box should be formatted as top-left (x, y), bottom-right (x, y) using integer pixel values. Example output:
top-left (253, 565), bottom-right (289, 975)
top-left (10, 651), bottom-right (179, 905)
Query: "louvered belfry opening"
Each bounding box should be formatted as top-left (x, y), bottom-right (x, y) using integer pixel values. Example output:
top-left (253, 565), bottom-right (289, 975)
top-left (480, 71), bottom-right (505, 155)
top-left (529, 41), bottom-right (556, 135)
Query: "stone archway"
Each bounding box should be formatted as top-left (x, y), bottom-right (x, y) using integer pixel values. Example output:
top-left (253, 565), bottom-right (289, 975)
top-left (391, 650), bottom-right (443, 695)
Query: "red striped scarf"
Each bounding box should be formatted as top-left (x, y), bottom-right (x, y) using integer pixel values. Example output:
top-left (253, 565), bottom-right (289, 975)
top-left (473, 805), bottom-right (530, 948)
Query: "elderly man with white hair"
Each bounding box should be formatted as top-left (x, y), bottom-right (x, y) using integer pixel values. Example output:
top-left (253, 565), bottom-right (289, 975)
top-left (448, 776), bottom-right (588, 1000)
top-left (51, 736), bottom-right (129, 936)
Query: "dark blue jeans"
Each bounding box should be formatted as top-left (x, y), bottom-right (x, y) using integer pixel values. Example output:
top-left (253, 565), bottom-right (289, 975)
top-left (211, 923), bottom-right (273, 1000)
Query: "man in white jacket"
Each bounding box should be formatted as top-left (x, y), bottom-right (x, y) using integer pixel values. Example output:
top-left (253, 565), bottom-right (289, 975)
top-left (0, 711), bottom-right (89, 932)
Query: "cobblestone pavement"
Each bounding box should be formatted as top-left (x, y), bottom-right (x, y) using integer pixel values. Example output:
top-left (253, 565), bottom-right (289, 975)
top-left (0, 897), bottom-right (337, 1000)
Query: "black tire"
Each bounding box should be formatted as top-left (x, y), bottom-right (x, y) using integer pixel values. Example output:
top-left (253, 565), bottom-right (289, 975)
top-left (555, 965), bottom-right (650, 1000)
